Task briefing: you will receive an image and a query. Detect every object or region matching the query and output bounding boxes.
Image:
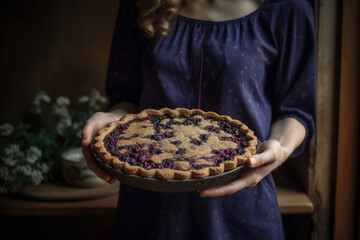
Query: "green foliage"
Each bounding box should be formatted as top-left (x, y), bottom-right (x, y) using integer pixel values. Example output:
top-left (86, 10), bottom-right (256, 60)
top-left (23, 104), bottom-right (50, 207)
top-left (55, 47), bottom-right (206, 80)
top-left (0, 89), bottom-right (107, 193)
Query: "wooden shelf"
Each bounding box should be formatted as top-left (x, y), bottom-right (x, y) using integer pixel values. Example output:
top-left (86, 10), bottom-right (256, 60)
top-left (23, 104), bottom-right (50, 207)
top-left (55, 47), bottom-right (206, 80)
top-left (0, 194), bottom-right (118, 216)
top-left (0, 184), bottom-right (313, 216)
top-left (277, 186), bottom-right (314, 214)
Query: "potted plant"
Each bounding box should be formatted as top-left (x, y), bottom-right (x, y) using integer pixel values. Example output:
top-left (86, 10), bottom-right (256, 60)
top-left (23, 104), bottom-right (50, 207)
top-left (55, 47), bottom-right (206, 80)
top-left (0, 89), bottom-right (107, 193)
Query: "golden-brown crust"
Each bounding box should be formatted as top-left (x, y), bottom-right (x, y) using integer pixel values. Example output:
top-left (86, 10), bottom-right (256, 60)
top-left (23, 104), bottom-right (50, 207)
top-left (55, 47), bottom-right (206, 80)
top-left (93, 107), bottom-right (257, 180)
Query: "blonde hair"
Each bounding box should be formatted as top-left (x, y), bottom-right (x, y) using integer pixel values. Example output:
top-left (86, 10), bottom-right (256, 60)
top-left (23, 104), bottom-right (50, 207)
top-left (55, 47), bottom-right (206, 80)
top-left (136, 0), bottom-right (187, 37)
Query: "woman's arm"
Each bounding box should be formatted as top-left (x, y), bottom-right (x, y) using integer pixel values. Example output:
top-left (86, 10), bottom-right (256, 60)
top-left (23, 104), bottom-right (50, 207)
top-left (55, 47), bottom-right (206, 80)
top-left (199, 117), bottom-right (306, 197)
top-left (81, 102), bottom-right (138, 184)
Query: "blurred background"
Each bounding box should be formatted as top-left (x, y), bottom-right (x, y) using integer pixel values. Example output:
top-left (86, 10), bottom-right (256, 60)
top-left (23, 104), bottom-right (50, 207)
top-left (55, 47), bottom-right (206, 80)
top-left (0, 0), bottom-right (119, 239)
top-left (0, 1), bottom-right (359, 240)
top-left (0, 0), bottom-right (119, 123)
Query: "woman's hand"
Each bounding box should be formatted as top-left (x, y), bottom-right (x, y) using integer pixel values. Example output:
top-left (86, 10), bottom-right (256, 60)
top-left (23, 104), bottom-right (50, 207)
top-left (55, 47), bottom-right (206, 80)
top-left (199, 117), bottom-right (306, 197)
top-left (199, 140), bottom-right (289, 197)
top-left (81, 110), bottom-right (127, 184)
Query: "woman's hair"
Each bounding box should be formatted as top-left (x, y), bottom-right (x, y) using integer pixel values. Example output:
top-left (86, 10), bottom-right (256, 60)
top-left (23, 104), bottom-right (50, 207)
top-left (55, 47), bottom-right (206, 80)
top-left (136, 0), bottom-right (187, 38)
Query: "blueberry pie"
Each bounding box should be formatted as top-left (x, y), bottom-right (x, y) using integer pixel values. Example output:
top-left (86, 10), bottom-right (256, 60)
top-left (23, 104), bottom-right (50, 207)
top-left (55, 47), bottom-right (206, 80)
top-left (93, 108), bottom-right (257, 180)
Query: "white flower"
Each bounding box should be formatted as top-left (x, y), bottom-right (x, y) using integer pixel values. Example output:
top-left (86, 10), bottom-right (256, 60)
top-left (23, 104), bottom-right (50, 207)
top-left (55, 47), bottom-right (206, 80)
top-left (28, 146), bottom-right (42, 158)
top-left (53, 105), bottom-right (70, 118)
top-left (78, 96), bottom-right (90, 104)
top-left (4, 144), bottom-right (20, 155)
top-left (0, 166), bottom-right (14, 182)
top-left (38, 162), bottom-right (49, 173)
top-left (2, 157), bottom-right (17, 167)
top-left (4, 144), bottom-right (24, 158)
top-left (3, 144), bottom-right (24, 166)
top-left (32, 91), bottom-right (51, 106)
top-left (53, 105), bottom-right (72, 136)
top-left (25, 156), bottom-right (37, 164)
top-left (25, 146), bottom-right (42, 164)
top-left (71, 122), bottom-right (83, 139)
top-left (55, 117), bottom-right (72, 136)
top-left (56, 96), bottom-right (70, 106)
top-left (98, 96), bottom-right (106, 104)
top-left (56, 123), bottom-right (66, 136)
top-left (90, 89), bottom-right (102, 99)
top-left (30, 170), bottom-right (43, 185)
top-left (31, 91), bottom-right (51, 114)
top-left (0, 123), bottom-right (13, 136)
top-left (42, 93), bottom-right (51, 102)
top-left (65, 117), bottom-right (72, 126)
top-left (89, 89), bottom-right (107, 110)
top-left (14, 165), bottom-right (32, 176)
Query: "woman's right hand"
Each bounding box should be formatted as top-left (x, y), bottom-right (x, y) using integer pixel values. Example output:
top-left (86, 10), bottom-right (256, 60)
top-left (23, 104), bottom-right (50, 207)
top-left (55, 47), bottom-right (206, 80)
top-left (81, 111), bottom-right (125, 184)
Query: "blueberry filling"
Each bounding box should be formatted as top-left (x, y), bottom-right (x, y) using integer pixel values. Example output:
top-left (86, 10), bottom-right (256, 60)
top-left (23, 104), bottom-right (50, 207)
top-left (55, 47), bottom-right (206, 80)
top-left (183, 117), bottom-right (201, 126)
top-left (176, 148), bottom-right (186, 155)
top-left (190, 138), bottom-right (202, 146)
top-left (218, 120), bottom-right (240, 135)
top-left (103, 125), bottom-right (127, 155)
top-left (199, 134), bottom-right (209, 141)
top-left (204, 126), bottom-right (219, 132)
top-left (103, 115), bottom-right (249, 171)
top-left (148, 145), bottom-right (163, 155)
top-left (150, 115), bottom-right (169, 125)
top-left (171, 140), bottom-right (181, 146)
top-left (149, 131), bottom-right (174, 141)
top-left (218, 135), bottom-right (248, 149)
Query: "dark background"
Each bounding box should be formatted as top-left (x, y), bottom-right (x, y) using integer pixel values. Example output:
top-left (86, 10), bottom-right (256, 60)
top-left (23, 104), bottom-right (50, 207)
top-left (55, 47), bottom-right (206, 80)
top-left (0, 0), bottom-right (119, 238)
top-left (0, 0), bottom-right (119, 123)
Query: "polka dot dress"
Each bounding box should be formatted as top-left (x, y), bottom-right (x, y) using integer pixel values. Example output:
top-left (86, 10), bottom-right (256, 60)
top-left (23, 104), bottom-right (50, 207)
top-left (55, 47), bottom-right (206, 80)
top-left (106, 0), bottom-right (316, 239)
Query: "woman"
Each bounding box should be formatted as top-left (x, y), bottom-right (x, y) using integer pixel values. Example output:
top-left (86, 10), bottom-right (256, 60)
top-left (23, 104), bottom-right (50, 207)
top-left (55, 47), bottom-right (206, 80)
top-left (82, 0), bottom-right (316, 239)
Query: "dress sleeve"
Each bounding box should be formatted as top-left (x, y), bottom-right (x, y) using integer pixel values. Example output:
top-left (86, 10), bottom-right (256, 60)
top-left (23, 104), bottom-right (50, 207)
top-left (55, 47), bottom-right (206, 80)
top-left (105, 0), bottom-right (142, 109)
top-left (269, 0), bottom-right (316, 158)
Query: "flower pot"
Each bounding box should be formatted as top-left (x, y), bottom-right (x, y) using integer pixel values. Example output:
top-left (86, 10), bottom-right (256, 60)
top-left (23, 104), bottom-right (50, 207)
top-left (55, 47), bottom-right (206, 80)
top-left (61, 148), bottom-right (107, 188)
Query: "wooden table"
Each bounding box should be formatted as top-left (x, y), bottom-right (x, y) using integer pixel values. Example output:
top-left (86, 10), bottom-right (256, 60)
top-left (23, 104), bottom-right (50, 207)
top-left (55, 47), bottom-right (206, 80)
top-left (0, 184), bottom-right (313, 216)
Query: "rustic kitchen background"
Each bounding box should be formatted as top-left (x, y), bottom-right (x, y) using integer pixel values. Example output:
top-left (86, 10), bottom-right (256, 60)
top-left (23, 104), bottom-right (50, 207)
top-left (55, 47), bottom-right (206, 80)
top-left (0, 0), bottom-right (117, 123)
top-left (0, 1), bottom-right (359, 240)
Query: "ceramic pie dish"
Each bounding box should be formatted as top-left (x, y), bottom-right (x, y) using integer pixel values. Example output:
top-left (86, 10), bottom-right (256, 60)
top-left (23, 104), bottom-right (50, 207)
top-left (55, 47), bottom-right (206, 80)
top-left (91, 107), bottom-right (258, 192)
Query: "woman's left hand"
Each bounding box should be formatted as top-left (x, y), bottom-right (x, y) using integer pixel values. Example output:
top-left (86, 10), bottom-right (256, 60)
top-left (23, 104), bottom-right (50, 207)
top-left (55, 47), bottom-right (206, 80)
top-left (199, 117), bottom-right (306, 197)
top-left (199, 139), bottom-right (289, 197)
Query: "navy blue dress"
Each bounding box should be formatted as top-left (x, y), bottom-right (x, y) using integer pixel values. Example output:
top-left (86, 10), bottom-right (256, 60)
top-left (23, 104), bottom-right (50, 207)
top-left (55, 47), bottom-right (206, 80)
top-left (106, 0), bottom-right (316, 239)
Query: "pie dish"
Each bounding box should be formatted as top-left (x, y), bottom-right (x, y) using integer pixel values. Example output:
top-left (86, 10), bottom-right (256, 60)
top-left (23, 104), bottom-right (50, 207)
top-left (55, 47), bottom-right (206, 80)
top-left (92, 108), bottom-right (257, 181)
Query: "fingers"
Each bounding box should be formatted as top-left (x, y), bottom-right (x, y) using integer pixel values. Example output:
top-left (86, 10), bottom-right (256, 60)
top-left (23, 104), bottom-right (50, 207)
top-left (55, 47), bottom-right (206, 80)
top-left (247, 140), bottom-right (280, 168)
top-left (81, 117), bottom-right (101, 147)
top-left (200, 180), bottom-right (245, 197)
top-left (80, 112), bottom-right (119, 185)
top-left (199, 169), bottom-right (259, 197)
top-left (200, 140), bottom-right (285, 197)
top-left (247, 152), bottom-right (274, 168)
top-left (107, 177), bottom-right (117, 185)
top-left (81, 112), bottom-right (122, 146)
top-left (82, 145), bottom-right (116, 184)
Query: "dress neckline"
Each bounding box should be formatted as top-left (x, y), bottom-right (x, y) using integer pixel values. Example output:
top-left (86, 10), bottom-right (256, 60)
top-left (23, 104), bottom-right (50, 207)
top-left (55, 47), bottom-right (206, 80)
top-left (176, 0), bottom-right (270, 25)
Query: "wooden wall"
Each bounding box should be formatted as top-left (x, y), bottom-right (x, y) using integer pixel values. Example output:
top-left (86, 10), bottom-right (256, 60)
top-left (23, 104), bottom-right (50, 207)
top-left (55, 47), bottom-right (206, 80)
top-left (334, 0), bottom-right (360, 239)
top-left (0, 0), bottom-right (119, 123)
top-left (309, 1), bottom-right (341, 239)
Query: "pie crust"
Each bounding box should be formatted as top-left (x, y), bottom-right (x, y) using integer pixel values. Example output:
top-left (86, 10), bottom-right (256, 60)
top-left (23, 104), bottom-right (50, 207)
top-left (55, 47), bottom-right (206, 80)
top-left (93, 108), bottom-right (257, 180)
